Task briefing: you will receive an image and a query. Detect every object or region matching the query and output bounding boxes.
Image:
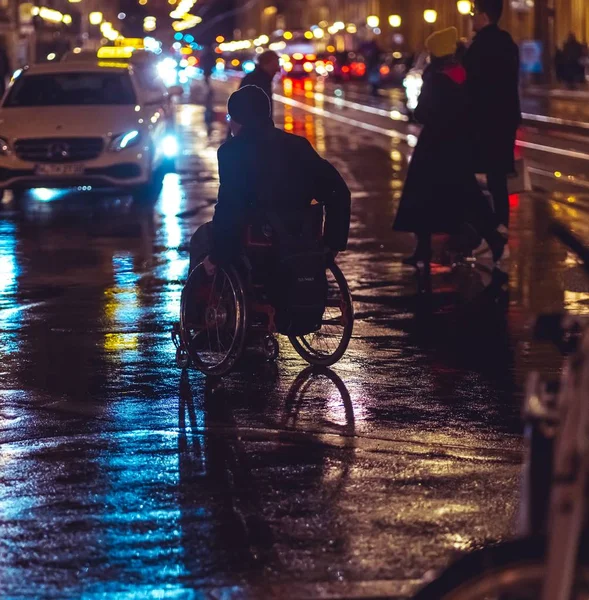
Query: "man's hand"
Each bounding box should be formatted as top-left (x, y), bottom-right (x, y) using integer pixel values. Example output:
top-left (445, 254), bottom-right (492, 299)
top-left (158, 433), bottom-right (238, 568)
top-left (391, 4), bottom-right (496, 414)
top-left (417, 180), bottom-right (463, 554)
top-left (202, 255), bottom-right (217, 276)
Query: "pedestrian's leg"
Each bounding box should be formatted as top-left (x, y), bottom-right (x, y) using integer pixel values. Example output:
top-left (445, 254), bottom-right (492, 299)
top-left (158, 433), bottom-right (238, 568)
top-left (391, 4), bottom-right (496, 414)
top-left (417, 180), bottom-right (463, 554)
top-left (403, 232), bottom-right (431, 266)
top-left (189, 221), bottom-right (213, 273)
top-left (416, 233), bottom-right (431, 260)
top-left (487, 172), bottom-right (510, 229)
top-left (466, 178), bottom-right (507, 262)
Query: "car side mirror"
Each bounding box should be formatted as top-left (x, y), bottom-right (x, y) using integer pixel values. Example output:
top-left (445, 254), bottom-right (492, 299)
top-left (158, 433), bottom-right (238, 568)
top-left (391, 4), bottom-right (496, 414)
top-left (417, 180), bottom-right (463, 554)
top-left (168, 85), bottom-right (183, 97)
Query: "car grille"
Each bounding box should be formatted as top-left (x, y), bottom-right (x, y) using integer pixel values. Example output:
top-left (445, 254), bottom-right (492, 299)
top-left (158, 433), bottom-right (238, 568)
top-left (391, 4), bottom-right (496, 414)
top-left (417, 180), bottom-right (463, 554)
top-left (14, 137), bottom-right (104, 163)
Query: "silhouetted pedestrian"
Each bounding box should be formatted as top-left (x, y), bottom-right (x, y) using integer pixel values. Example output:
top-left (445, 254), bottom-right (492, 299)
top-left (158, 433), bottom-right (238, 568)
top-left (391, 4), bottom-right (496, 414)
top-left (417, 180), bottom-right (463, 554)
top-left (393, 27), bottom-right (507, 266)
top-left (238, 51), bottom-right (280, 118)
top-left (562, 33), bottom-right (584, 87)
top-left (463, 0), bottom-right (521, 236)
top-left (200, 45), bottom-right (216, 87)
top-left (0, 45), bottom-right (11, 98)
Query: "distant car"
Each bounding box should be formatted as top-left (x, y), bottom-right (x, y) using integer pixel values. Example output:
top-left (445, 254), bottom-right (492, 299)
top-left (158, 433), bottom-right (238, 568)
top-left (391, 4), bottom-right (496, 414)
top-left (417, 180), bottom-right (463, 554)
top-left (0, 61), bottom-right (180, 200)
top-left (282, 52), bottom-right (317, 79)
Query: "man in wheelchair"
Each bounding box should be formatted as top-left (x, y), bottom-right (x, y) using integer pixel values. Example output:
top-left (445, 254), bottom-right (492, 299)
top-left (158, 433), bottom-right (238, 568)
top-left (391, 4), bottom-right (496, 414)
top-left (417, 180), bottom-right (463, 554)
top-left (189, 85), bottom-right (351, 276)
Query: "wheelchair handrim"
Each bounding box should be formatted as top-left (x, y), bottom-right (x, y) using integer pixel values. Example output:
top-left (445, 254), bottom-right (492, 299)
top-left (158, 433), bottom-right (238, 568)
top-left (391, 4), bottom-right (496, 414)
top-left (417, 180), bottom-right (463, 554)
top-left (180, 264), bottom-right (248, 375)
top-left (289, 263), bottom-right (354, 366)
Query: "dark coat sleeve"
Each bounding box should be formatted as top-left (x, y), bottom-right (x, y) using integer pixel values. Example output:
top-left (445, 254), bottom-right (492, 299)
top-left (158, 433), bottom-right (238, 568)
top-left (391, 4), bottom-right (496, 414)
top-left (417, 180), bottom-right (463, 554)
top-left (463, 30), bottom-right (521, 129)
top-left (301, 139), bottom-right (351, 251)
top-left (414, 70), bottom-right (465, 132)
top-left (463, 29), bottom-right (521, 172)
top-left (209, 142), bottom-right (250, 264)
top-left (414, 71), bottom-right (446, 127)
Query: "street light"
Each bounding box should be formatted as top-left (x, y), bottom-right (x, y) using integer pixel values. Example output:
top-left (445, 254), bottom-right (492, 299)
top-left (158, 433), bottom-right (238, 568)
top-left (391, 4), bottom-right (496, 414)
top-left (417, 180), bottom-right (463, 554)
top-left (89, 11), bottom-right (103, 25)
top-left (313, 27), bottom-right (324, 39)
top-left (366, 15), bottom-right (379, 28)
top-left (423, 9), bottom-right (438, 24)
top-left (457, 1), bottom-right (472, 15)
top-left (388, 14), bottom-right (402, 28)
top-left (144, 16), bottom-right (156, 32)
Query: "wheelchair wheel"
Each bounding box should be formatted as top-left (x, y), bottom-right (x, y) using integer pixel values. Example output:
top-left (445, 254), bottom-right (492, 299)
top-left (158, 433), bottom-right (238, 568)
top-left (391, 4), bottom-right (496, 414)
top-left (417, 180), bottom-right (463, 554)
top-left (412, 536), bottom-right (589, 599)
top-left (289, 262), bottom-right (354, 367)
top-left (179, 263), bottom-right (248, 376)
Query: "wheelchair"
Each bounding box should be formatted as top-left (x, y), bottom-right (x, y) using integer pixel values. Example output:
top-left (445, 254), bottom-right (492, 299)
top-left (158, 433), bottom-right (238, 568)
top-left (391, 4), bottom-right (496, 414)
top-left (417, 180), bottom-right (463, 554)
top-left (172, 219), bottom-right (354, 376)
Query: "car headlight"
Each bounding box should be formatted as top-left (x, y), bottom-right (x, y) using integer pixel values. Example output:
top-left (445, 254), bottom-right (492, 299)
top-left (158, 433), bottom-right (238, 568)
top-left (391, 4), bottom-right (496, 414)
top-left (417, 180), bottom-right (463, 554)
top-left (0, 137), bottom-right (11, 155)
top-left (109, 130), bottom-right (140, 152)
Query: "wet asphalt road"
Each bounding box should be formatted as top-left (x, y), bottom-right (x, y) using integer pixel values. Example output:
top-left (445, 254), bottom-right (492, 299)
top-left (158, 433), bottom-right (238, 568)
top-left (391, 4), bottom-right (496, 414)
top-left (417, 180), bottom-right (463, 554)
top-left (1, 77), bottom-right (589, 599)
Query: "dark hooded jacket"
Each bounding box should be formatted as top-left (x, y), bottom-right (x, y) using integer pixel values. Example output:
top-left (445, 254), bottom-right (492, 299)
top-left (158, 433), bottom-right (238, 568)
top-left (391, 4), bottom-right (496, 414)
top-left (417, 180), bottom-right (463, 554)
top-left (210, 124), bottom-right (351, 264)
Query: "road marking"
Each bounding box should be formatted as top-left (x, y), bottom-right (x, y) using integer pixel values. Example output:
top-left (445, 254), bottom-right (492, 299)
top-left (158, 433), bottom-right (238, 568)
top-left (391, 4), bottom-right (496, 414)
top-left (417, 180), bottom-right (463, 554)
top-left (277, 94), bottom-right (589, 162)
top-left (515, 140), bottom-right (589, 161)
top-left (275, 94), bottom-right (409, 141)
top-left (522, 112), bottom-right (589, 130)
top-left (529, 166), bottom-right (589, 189)
top-left (315, 93), bottom-right (589, 130)
top-left (312, 92), bottom-right (410, 121)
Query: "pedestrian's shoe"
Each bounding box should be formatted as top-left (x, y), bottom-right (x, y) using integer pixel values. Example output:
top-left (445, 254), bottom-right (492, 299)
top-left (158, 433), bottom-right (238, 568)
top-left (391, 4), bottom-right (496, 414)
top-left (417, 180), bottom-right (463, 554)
top-left (473, 238), bottom-right (491, 257)
top-left (487, 228), bottom-right (509, 263)
top-left (478, 226), bottom-right (510, 262)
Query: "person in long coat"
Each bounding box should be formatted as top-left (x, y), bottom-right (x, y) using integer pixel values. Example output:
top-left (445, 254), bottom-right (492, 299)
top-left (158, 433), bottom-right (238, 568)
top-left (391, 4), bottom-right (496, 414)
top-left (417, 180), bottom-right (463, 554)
top-left (393, 27), bottom-right (506, 266)
top-left (463, 0), bottom-right (521, 233)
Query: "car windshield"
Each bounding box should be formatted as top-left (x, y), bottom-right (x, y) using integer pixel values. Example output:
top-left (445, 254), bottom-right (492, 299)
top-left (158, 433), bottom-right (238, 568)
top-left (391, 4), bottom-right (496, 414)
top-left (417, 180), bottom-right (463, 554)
top-left (4, 72), bottom-right (136, 107)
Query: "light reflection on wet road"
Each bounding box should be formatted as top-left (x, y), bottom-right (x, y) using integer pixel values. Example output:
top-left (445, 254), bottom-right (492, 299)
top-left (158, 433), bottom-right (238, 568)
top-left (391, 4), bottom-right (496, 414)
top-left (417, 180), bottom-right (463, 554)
top-left (1, 78), bottom-right (589, 598)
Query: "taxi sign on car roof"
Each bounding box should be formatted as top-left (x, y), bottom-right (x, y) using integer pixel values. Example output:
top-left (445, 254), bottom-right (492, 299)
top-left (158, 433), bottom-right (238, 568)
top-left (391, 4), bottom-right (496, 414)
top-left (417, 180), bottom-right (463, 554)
top-left (97, 61), bottom-right (130, 69)
top-left (115, 38), bottom-right (144, 49)
top-left (97, 46), bottom-right (134, 59)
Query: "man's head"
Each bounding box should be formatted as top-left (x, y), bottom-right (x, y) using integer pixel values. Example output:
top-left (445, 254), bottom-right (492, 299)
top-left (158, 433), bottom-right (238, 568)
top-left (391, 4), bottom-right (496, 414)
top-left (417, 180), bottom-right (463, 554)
top-left (472, 0), bottom-right (503, 32)
top-left (257, 50), bottom-right (280, 77)
top-left (227, 85), bottom-right (271, 135)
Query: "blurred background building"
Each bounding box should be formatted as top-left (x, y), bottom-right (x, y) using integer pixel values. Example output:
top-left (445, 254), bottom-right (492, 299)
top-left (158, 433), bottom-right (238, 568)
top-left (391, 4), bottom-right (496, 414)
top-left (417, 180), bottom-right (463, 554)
top-left (0, 0), bottom-right (585, 83)
top-left (237, 0), bottom-right (587, 76)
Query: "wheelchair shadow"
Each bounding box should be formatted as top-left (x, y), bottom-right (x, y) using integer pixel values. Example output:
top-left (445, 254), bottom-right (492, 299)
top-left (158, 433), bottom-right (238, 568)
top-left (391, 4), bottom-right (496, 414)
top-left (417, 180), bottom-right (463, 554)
top-left (177, 370), bottom-right (275, 577)
top-left (280, 366), bottom-right (355, 439)
top-left (176, 365), bottom-right (356, 577)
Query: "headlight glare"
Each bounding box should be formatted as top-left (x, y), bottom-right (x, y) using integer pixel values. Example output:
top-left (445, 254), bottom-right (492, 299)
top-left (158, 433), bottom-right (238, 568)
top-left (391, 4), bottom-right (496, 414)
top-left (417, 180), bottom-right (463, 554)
top-left (109, 130), bottom-right (140, 152)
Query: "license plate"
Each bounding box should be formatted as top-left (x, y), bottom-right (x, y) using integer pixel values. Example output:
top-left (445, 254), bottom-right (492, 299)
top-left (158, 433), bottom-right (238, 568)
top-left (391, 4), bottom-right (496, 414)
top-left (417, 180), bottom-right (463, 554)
top-left (35, 163), bottom-right (85, 176)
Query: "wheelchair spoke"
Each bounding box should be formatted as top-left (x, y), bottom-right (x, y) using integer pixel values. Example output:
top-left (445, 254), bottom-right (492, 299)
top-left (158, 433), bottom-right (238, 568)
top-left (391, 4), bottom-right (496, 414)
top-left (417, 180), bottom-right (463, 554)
top-left (179, 264), bottom-right (247, 375)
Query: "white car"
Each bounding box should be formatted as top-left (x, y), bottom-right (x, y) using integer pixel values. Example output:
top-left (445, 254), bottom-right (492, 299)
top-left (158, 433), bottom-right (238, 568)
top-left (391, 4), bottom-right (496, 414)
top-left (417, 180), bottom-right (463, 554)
top-left (0, 61), bottom-right (179, 199)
